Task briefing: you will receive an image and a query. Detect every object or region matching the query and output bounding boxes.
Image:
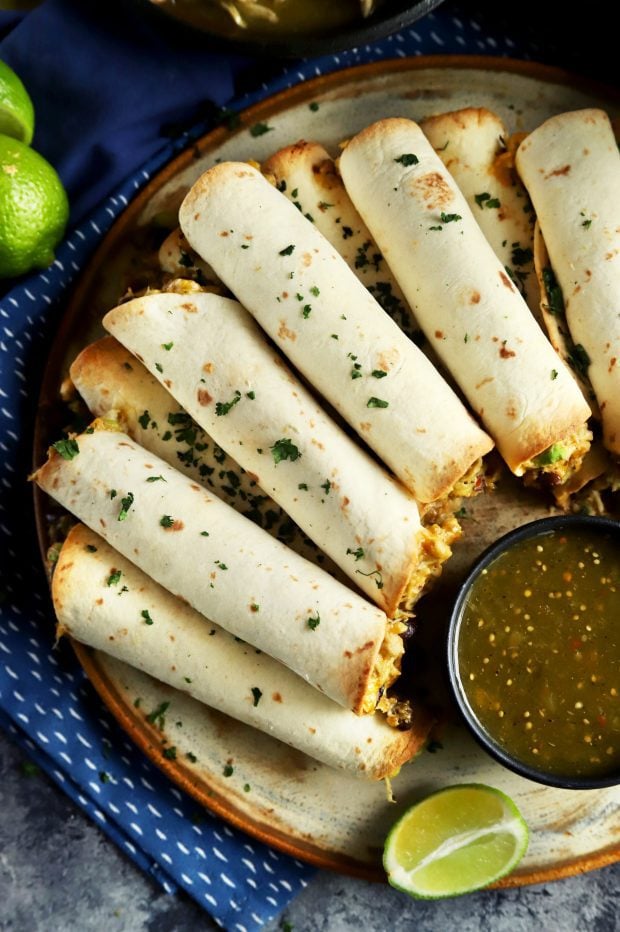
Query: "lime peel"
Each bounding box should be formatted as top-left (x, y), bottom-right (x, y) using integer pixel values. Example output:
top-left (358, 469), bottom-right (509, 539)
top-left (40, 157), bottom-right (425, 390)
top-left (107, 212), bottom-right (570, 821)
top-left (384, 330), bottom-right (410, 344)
top-left (383, 784), bottom-right (529, 899)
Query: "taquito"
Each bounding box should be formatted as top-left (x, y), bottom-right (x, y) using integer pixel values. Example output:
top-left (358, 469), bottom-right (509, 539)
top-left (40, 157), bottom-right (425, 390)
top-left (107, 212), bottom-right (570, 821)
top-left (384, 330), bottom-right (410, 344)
top-left (420, 107), bottom-right (540, 319)
top-left (34, 425), bottom-right (401, 715)
top-left (339, 118), bottom-right (592, 484)
top-left (54, 525), bottom-right (430, 779)
top-left (179, 161), bottom-right (493, 505)
top-left (104, 291), bottom-right (457, 616)
top-left (70, 336), bottom-right (336, 571)
top-left (516, 109), bottom-right (620, 455)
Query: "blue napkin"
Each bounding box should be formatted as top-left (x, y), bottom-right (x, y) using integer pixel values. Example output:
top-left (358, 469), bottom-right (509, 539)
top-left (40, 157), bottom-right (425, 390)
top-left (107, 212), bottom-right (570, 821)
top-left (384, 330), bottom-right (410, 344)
top-left (0, 2), bottom-right (589, 927)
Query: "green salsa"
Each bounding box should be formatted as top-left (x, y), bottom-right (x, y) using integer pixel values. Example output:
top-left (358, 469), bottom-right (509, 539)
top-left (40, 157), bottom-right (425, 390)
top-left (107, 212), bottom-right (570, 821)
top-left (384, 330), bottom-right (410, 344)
top-left (458, 527), bottom-right (620, 779)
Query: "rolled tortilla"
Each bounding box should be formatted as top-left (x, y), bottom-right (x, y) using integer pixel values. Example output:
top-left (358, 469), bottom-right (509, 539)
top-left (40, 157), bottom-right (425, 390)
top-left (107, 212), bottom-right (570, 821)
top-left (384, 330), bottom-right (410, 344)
top-left (420, 108), bottom-right (540, 320)
top-left (69, 336), bottom-right (337, 572)
top-left (104, 291), bottom-right (458, 616)
top-left (262, 141), bottom-right (419, 339)
top-left (516, 109), bottom-right (620, 454)
top-left (339, 118), bottom-right (592, 479)
top-left (179, 161), bottom-right (493, 504)
top-left (54, 525), bottom-right (430, 779)
top-left (34, 425), bottom-right (399, 714)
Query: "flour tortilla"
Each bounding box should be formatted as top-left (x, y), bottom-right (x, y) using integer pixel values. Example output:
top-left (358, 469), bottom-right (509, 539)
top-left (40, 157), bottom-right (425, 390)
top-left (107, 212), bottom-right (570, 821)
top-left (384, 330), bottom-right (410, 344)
top-left (420, 107), bottom-right (540, 320)
top-left (53, 525), bottom-right (429, 779)
top-left (179, 161), bottom-right (492, 504)
top-left (34, 426), bottom-right (396, 714)
top-left (70, 336), bottom-right (337, 573)
top-left (339, 118), bottom-right (591, 475)
top-left (516, 109), bottom-right (620, 454)
top-left (103, 292), bottom-right (457, 616)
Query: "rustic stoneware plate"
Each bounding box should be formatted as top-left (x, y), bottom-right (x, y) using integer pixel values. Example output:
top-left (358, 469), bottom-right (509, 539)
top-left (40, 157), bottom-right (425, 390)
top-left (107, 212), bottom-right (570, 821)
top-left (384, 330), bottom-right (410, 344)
top-left (34, 56), bottom-right (620, 885)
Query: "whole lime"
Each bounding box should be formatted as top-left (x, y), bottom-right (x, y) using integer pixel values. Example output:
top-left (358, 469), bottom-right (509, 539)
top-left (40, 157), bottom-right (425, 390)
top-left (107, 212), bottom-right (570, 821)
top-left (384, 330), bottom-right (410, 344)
top-left (0, 134), bottom-right (69, 278)
top-left (0, 59), bottom-right (35, 145)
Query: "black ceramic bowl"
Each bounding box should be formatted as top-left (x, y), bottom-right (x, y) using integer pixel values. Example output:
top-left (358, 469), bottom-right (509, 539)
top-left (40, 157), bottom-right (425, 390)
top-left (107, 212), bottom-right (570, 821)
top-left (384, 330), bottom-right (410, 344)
top-left (447, 515), bottom-right (620, 790)
top-left (130, 0), bottom-right (444, 58)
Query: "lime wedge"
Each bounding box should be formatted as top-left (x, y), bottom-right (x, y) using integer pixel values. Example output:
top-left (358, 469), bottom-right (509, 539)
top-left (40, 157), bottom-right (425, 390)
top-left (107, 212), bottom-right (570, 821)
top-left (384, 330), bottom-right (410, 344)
top-left (383, 784), bottom-right (529, 899)
top-left (0, 59), bottom-right (35, 145)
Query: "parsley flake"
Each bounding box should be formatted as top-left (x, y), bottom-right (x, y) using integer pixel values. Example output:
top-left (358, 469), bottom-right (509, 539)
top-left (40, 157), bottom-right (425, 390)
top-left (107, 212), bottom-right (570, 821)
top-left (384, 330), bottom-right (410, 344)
top-left (246, 390), bottom-right (256, 400)
top-left (394, 153), bottom-right (419, 166)
top-left (146, 475), bottom-right (167, 483)
top-left (223, 764), bottom-right (234, 777)
top-left (162, 342), bottom-right (174, 351)
top-left (146, 701), bottom-right (170, 729)
top-left (320, 479), bottom-right (331, 495)
top-left (298, 483), bottom-right (308, 491)
top-left (302, 305), bottom-right (312, 318)
top-left (52, 438), bottom-right (79, 460)
top-left (309, 285), bottom-right (320, 297)
top-left (279, 244), bottom-right (295, 256)
top-left (270, 438), bottom-right (301, 464)
top-left (141, 609), bottom-right (154, 626)
top-left (367, 397), bottom-right (389, 409)
top-left (440, 212), bottom-right (462, 223)
top-left (162, 746), bottom-right (177, 760)
top-left (138, 410), bottom-right (150, 430)
top-left (356, 568), bottom-right (384, 590)
top-left (250, 122), bottom-right (273, 137)
top-left (216, 390), bottom-right (242, 416)
top-left (160, 515), bottom-right (174, 528)
top-left (107, 570), bottom-right (122, 587)
top-left (251, 687), bottom-right (263, 707)
top-left (551, 369), bottom-right (558, 380)
top-left (307, 612), bottom-right (321, 630)
top-left (309, 101), bottom-right (320, 112)
top-left (186, 751), bottom-right (198, 763)
top-left (346, 547), bottom-right (365, 561)
top-left (371, 369), bottom-right (387, 379)
top-left (117, 492), bottom-right (134, 522)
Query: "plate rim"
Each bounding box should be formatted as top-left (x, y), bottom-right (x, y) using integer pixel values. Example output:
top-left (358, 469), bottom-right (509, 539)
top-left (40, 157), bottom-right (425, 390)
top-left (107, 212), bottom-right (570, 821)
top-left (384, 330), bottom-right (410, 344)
top-left (34, 54), bottom-right (620, 887)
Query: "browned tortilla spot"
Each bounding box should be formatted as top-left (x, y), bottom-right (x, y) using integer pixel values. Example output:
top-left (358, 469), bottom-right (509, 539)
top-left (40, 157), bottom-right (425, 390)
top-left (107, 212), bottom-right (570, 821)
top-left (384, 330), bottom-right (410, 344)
top-left (500, 345), bottom-right (516, 359)
top-left (499, 271), bottom-right (514, 291)
top-left (302, 252), bottom-right (313, 267)
top-left (164, 379), bottom-right (172, 389)
top-left (277, 320), bottom-right (296, 341)
top-left (219, 231), bottom-right (229, 237)
top-left (413, 171), bottom-right (453, 209)
top-left (435, 330), bottom-right (444, 339)
top-left (272, 692), bottom-right (283, 703)
top-left (545, 165), bottom-right (571, 179)
top-left (476, 376), bottom-right (494, 390)
top-left (197, 388), bottom-right (213, 406)
top-left (96, 598), bottom-right (103, 605)
top-left (181, 303), bottom-right (197, 313)
top-left (470, 290), bottom-right (481, 304)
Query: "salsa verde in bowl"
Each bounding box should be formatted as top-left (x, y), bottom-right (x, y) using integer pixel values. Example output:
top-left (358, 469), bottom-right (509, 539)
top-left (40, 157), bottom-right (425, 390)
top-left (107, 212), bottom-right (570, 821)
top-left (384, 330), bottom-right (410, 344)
top-left (448, 515), bottom-right (620, 789)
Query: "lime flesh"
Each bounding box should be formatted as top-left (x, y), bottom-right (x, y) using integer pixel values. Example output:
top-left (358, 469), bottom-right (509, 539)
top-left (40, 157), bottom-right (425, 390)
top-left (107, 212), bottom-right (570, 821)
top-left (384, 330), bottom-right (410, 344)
top-left (383, 784), bottom-right (529, 899)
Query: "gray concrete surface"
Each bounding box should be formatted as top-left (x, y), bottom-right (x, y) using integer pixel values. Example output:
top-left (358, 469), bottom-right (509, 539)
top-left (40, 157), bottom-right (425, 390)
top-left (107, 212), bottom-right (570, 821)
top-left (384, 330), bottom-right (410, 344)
top-left (0, 727), bottom-right (618, 932)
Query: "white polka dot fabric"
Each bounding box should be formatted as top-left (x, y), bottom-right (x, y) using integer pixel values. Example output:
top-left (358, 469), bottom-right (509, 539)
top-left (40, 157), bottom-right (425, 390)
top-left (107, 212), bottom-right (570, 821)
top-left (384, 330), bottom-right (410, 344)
top-left (0, 10), bottom-right (537, 928)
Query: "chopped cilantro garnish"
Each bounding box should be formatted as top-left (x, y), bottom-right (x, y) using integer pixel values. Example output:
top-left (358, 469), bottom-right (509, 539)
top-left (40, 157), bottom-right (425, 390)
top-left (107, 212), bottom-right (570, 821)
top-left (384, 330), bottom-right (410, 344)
top-left (250, 122), bottom-right (273, 137)
top-left (511, 244), bottom-right (532, 267)
top-left (155, 362), bottom-right (163, 374)
top-left (246, 390), bottom-right (256, 400)
top-left (216, 390), bottom-right (242, 416)
top-left (541, 267), bottom-right (565, 316)
top-left (302, 305), bottom-right (312, 318)
top-left (428, 225), bottom-right (443, 232)
top-left (394, 153), bottom-right (419, 166)
top-left (568, 343), bottom-right (591, 377)
top-left (474, 192), bottom-right (500, 209)
top-left (162, 342), bottom-right (173, 351)
top-left (117, 492), bottom-right (134, 522)
top-left (160, 515), bottom-right (174, 528)
top-left (141, 609), bottom-right (154, 626)
top-left (371, 369), bottom-right (387, 379)
top-left (351, 362), bottom-right (362, 379)
top-left (251, 687), bottom-right (263, 707)
top-left (250, 603), bottom-right (260, 612)
top-left (110, 489), bottom-right (117, 499)
top-left (200, 531), bottom-right (210, 537)
top-left (270, 438), bottom-right (301, 464)
top-left (279, 244), bottom-right (295, 256)
top-left (223, 764), bottom-right (234, 777)
top-left (162, 746), bottom-right (177, 760)
top-left (346, 547), bottom-right (365, 561)
top-left (320, 479), bottom-right (331, 495)
top-left (551, 369), bottom-right (558, 380)
top-left (307, 612), bottom-right (321, 630)
top-left (356, 568), bottom-right (384, 590)
top-left (367, 397), bottom-right (389, 408)
top-left (146, 475), bottom-right (166, 483)
top-left (107, 569), bottom-right (122, 587)
top-left (138, 410), bottom-right (150, 430)
top-left (215, 560), bottom-right (228, 570)
top-left (186, 751), bottom-right (198, 763)
top-left (309, 101), bottom-right (320, 112)
top-left (244, 783), bottom-right (251, 792)
top-left (440, 212), bottom-right (462, 223)
top-left (52, 438), bottom-right (79, 460)
top-left (309, 285), bottom-right (320, 297)
top-left (146, 701), bottom-right (169, 729)
top-left (298, 483), bottom-right (308, 491)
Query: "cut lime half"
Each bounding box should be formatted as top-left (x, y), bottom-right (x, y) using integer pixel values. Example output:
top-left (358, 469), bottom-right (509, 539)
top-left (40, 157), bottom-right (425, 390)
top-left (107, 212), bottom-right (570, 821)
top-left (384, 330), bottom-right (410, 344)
top-left (0, 59), bottom-right (35, 145)
top-left (383, 784), bottom-right (529, 899)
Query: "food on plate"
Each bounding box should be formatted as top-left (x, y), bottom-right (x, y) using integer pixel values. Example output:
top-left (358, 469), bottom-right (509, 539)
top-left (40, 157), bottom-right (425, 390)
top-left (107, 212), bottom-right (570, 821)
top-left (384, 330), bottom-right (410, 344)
top-left (34, 424), bottom-right (403, 715)
top-left (54, 524), bottom-right (429, 778)
top-left (455, 523), bottom-right (620, 780)
top-left (153, 0), bottom-right (380, 35)
top-left (104, 290), bottom-right (459, 615)
top-left (339, 117), bottom-right (592, 489)
top-left (69, 336), bottom-right (338, 572)
top-left (179, 161), bottom-right (494, 505)
top-left (383, 784), bottom-right (529, 898)
top-left (516, 109), bottom-right (620, 457)
top-left (420, 107), bottom-right (540, 319)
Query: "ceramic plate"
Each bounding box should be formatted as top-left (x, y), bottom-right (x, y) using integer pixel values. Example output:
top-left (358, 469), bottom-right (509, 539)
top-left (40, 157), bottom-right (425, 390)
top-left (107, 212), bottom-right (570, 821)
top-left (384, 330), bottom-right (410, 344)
top-left (34, 56), bottom-right (620, 885)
